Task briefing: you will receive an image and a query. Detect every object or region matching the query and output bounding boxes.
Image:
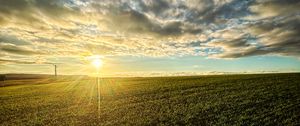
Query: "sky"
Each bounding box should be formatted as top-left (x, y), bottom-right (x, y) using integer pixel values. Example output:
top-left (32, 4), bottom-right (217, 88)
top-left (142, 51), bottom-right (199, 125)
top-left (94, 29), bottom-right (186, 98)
top-left (0, 0), bottom-right (299, 76)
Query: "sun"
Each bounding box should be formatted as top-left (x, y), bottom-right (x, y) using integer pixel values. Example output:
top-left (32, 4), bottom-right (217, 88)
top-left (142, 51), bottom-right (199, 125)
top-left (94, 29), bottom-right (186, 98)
top-left (91, 58), bottom-right (103, 68)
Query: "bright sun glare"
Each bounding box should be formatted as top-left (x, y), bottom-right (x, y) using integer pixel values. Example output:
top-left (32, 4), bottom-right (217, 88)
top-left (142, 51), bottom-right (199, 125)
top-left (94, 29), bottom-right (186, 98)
top-left (91, 57), bottom-right (103, 68)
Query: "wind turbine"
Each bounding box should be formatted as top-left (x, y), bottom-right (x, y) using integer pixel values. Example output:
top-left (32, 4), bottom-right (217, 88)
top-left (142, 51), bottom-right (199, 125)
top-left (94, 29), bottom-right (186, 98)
top-left (53, 64), bottom-right (57, 77)
top-left (34, 58), bottom-right (58, 77)
top-left (51, 63), bottom-right (61, 77)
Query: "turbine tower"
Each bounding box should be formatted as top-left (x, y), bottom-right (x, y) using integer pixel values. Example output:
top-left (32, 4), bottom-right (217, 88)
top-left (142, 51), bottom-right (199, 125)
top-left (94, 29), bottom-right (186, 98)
top-left (53, 64), bottom-right (57, 77)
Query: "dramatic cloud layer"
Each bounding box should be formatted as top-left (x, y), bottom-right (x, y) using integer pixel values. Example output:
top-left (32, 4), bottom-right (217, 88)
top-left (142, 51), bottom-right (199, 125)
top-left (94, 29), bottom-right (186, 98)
top-left (0, 0), bottom-right (299, 64)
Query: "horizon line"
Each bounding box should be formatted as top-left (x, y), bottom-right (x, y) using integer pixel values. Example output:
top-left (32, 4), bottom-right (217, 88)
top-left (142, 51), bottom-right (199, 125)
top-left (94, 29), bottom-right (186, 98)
top-left (1, 72), bottom-right (300, 78)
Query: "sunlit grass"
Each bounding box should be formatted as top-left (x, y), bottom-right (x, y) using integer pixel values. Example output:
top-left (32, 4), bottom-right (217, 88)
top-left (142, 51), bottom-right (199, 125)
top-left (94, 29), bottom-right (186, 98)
top-left (0, 73), bottom-right (299, 125)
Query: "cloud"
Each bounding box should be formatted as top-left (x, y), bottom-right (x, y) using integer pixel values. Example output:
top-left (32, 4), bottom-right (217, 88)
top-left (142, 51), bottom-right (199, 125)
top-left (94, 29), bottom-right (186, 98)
top-left (0, 34), bottom-right (31, 45)
top-left (0, 0), bottom-right (32, 25)
top-left (0, 58), bottom-right (36, 64)
top-left (0, 0), bottom-right (82, 30)
top-left (0, 0), bottom-right (299, 63)
top-left (0, 43), bottom-right (43, 55)
top-left (89, 0), bottom-right (253, 37)
top-left (247, 0), bottom-right (300, 19)
top-left (94, 5), bottom-right (202, 37)
top-left (0, 57), bottom-right (54, 64)
top-left (213, 15), bottom-right (300, 58)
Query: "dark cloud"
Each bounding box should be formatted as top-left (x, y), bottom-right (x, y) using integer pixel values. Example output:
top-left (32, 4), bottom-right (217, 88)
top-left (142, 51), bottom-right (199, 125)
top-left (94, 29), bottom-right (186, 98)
top-left (90, 0), bottom-right (255, 37)
top-left (139, 0), bottom-right (170, 14)
top-left (0, 34), bottom-right (31, 45)
top-left (101, 8), bottom-right (202, 36)
top-left (0, 58), bottom-right (36, 64)
top-left (0, 43), bottom-right (43, 55)
top-left (34, 0), bottom-right (79, 18)
top-left (0, 58), bottom-right (53, 64)
top-left (217, 47), bottom-right (269, 58)
top-left (0, 0), bottom-right (78, 26)
top-left (92, 0), bottom-right (216, 36)
top-left (0, 0), bottom-right (30, 13)
top-left (215, 15), bottom-right (300, 58)
top-left (248, 0), bottom-right (300, 19)
top-left (0, 0), bottom-right (37, 25)
top-left (214, 37), bottom-right (250, 48)
top-left (185, 0), bottom-right (253, 25)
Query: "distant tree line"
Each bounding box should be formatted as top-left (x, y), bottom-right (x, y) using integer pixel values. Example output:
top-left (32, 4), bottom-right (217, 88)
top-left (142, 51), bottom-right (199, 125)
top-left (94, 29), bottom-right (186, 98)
top-left (0, 75), bottom-right (6, 81)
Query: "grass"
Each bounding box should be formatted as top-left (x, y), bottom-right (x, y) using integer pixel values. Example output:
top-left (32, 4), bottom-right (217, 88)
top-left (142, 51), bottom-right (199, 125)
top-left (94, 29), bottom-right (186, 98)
top-left (0, 73), bottom-right (299, 125)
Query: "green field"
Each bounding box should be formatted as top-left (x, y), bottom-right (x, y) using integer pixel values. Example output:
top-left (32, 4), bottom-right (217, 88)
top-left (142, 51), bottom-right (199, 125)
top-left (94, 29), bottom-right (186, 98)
top-left (0, 73), bottom-right (299, 125)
